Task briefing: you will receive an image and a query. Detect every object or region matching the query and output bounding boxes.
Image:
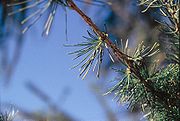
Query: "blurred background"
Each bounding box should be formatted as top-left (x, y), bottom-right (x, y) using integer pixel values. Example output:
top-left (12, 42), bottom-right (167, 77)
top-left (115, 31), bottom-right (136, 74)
top-left (0, 0), bottom-right (164, 121)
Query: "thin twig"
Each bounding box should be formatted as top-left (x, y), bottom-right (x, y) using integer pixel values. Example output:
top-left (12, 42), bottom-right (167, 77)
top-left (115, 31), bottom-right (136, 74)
top-left (66, 0), bottom-right (179, 108)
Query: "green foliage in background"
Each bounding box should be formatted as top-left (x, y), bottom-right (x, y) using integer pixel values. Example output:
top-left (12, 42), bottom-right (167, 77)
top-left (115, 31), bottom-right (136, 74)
top-left (106, 0), bottom-right (179, 120)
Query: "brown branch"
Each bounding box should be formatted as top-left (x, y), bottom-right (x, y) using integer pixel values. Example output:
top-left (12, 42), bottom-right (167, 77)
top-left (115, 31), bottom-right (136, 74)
top-left (66, 0), bottom-right (179, 108)
top-left (67, 0), bottom-right (130, 61)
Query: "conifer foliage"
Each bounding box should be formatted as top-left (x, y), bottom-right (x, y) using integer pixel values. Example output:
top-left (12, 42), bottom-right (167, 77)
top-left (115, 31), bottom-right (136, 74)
top-left (0, 0), bottom-right (179, 120)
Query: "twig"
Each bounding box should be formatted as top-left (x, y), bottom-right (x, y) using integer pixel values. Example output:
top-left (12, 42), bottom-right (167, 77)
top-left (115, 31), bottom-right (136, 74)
top-left (66, 0), bottom-right (179, 108)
